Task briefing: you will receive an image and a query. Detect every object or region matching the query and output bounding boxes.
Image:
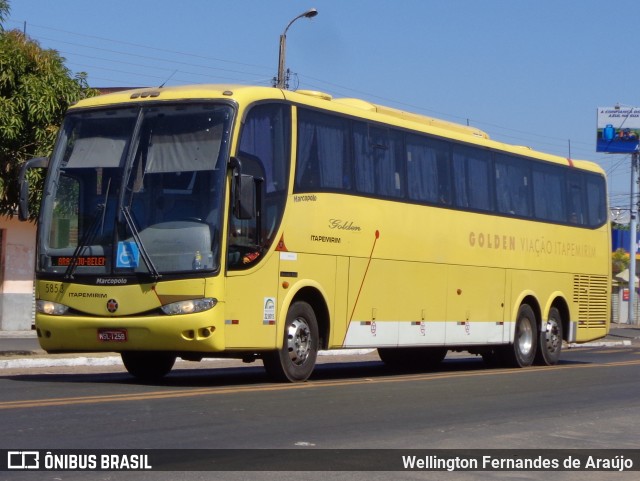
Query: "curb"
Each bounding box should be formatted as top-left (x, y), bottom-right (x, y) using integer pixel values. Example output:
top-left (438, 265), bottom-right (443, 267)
top-left (567, 340), bottom-right (632, 348)
top-left (0, 330), bottom-right (37, 339)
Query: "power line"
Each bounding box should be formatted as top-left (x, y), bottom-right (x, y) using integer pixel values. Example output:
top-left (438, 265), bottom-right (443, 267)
top-left (10, 20), bottom-right (274, 73)
top-left (7, 17), bottom-right (635, 205)
top-left (6, 18), bottom-right (602, 158)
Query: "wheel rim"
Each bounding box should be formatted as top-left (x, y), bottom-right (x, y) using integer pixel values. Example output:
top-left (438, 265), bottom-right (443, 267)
top-left (517, 316), bottom-right (534, 355)
top-left (544, 319), bottom-right (561, 352)
top-left (286, 317), bottom-right (312, 366)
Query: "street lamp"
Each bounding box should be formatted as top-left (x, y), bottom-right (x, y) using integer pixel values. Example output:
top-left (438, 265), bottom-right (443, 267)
top-left (275, 8), bottom-right (318, 89)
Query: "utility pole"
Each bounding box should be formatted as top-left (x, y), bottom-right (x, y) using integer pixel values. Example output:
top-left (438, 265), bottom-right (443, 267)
top-left (629, 151), bottom-right (639, 324)
top-left (597, 105), bottom-right (640, 325)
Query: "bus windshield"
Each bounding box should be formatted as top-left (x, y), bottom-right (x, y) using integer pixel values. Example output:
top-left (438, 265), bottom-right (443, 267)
top-left (38, 103), bottom-right (233, 278)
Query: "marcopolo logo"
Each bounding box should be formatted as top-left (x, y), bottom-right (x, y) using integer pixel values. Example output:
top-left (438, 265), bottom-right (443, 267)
top-left (7, 451), bottom-right (39, 470)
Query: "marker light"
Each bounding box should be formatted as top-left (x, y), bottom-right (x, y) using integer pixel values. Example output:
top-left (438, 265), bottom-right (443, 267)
top-left (161, 298), bottom-right (217, 316)
top-left (37, 300), bottom-right (69, 316)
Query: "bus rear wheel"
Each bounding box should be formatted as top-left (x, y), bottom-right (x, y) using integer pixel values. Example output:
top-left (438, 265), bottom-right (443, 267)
top-left (535, 307), bottom-right (563, 365)
top-left (263, 301), bottom-right (319, 382)
top-left (121, 352), bottom-right (176, 381)
top-left (502, 304), bottom-right (537, 367)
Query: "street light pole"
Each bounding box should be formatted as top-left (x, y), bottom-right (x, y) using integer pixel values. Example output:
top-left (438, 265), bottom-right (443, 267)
top-left (275, 8), bottom-right (318, 89)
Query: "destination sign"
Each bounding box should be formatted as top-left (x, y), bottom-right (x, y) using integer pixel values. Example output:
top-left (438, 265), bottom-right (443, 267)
top-left (52, 256), bottom-right (106, 267)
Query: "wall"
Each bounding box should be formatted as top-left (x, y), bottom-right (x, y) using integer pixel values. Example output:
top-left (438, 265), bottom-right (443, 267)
top-left (0, 216), bottom-right (36, 330)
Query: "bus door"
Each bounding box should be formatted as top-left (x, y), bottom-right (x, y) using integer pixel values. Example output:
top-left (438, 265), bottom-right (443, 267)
top-left (223, 102), bottom-right (291, 350)
top-left (224, 239), bottom-right (280, 350)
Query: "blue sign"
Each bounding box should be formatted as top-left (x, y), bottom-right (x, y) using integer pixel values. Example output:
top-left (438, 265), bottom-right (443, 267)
top-left (612, 229), bottom-right (640, 254)
top-left (597, 107), bottom-right (640, 153)
top-left (116, 241), bottom-right (140, 268)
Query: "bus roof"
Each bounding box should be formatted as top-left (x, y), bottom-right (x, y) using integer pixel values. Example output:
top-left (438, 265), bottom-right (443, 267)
top-left (70, 84), bottom-right (604, 175)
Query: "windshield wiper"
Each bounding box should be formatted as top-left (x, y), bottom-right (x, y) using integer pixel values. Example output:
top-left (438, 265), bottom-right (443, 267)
top-left (64, 176), bottom-right (113, 281)
top-left (120, 206), bottom-right (161, 281)
top-left (64, 204), bottom-right (105, 281)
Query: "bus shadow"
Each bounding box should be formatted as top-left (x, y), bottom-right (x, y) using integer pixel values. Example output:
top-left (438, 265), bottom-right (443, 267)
top-left (2, 355), bottom-right (591, 388)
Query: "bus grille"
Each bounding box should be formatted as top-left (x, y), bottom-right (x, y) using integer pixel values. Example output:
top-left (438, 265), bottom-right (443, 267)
top-left (573, 275), bottom-right (609, 327)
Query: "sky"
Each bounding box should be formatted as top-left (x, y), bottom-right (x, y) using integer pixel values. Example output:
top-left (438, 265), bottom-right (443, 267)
top-left (5, 0), bottom-right (639, 212)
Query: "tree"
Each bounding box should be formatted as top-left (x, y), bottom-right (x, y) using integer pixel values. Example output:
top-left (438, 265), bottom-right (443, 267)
top-left (612, 248), bottom-right (630, 276)
top-left (0, 1), bottom-right (8, 31)
top-left (0, 2), bottom-right (97, 220)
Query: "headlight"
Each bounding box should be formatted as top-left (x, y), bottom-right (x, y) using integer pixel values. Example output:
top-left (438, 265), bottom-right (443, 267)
top-left (37, 300), bottom-right (69, 315)
top-left (161, 298), bottom-right (217, 315)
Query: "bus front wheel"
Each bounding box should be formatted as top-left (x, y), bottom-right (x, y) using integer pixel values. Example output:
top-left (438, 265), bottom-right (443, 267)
top-left (503, 304), bottom-right (537, 367)
top-left (263, 301), bottom-right (319, 382)
top-left (121, 352), bottom-right (176, 381)
top-left (535, 307), bottom-right (563, 365)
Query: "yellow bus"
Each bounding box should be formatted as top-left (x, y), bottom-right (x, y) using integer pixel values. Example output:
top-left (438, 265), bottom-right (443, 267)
top-left (19, 85), bottom-right (610, 382)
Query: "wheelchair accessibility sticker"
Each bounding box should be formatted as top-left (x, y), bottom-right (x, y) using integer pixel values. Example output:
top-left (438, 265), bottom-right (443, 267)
top-left (116, 241), bottom-right (140, 268)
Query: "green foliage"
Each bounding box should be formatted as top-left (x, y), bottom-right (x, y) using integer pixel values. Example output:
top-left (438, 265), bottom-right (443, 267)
top-left (0, 1), bottom-right (8, 31)
top-left (0, 21), bottom-right (98, 220)
top-left (612, 248), bottom-right (630, 276)
top-left (612, 221), bottom-right (630, 231)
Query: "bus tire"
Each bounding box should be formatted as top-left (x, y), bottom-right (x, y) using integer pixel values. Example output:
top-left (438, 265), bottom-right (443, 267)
top-left (121, 352), bottom-right (176, 381)
top-left (535, 307), bottom-right (563, 365)
top-left (263, 301), bottom-right (318, 382)
top-left (502, 304), bottom-right (537, 367)
top-left (378, 347), bottom-right (447, 370)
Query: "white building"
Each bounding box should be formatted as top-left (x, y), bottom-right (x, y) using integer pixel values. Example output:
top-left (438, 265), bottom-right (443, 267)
top-left (0, 215), bottom-right (36, 330)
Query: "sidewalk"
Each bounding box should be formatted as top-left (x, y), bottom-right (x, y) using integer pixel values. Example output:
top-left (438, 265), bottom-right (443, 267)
top-left (598, 322), bottom-right (640, 345)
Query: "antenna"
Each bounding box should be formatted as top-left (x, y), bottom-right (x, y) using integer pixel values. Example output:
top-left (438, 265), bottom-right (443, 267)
top-left (159, 70), bottom-right (178, 88)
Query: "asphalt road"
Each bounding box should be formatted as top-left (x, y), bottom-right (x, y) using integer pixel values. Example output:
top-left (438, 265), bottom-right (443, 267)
top-left (1, 342), bottom-right (639, 481)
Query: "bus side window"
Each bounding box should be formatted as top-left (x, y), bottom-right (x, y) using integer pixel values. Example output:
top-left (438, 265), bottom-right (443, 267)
top-left (495, 155), bottom-right (530, 217)
top-left (586, 175), bottom-right (607, 226)
top-left (296, 108), bottom-right (351, 192)
top-left (567, 173), bottom-right (584, 225)
top-left (406, 134), bottom-right (448, 205)
top-left (452, 145), bottom-right (492, 212)
top-left (532, 165), bottom-right (565, 223)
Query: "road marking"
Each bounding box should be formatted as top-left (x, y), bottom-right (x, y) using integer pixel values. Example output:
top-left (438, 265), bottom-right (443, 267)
top-left (2, 358), bottom-right (640, 411)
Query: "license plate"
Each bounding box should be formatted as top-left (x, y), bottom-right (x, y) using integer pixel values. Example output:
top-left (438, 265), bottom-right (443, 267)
top-left (97, 328), bottom-right (128, 342)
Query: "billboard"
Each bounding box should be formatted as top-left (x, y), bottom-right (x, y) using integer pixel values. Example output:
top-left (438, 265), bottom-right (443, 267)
top-left (597, 106), bottom-right (640, 153)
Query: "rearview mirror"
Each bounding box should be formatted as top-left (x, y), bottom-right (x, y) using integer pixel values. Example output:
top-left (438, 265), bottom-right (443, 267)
top-left (18, 157), bottom-right (49, 221)
top-left (234, 173), bottom-right (255, 220)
